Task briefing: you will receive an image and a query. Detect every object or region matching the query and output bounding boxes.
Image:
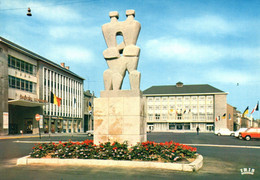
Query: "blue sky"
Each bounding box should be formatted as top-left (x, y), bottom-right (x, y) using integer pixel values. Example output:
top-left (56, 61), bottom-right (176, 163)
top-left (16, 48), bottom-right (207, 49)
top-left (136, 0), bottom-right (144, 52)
top-left (0, 0), bottom-right (259, 115)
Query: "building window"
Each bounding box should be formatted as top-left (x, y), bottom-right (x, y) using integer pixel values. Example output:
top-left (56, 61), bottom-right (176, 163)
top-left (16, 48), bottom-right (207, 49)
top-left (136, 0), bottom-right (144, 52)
top-left (155, 114), bottom-right (160, 120)
top-left (155, 105), bottom-right (160, 110)
top-left (155, 97), bottom-right (160, 102)
top-left (148, 97), bottom-right (153, 102)
top-left (169, 113), bottom-right (174, 119)
top-left (193, 114), bottom-right (198, 120)
top-left (176, 124), bottom-right (183, 130)
top-left (207, 114), bottom-right (213, 120)
top-left (148, 114), bottom-right (153, 121)
top-left (8, 75), bottom-right (35, 93)
top-left (192, 96), bottom-right (197, 101)
top-left (177, 113), bottom-right (182, 120)
top-left (162, 114), bottom-right (167, 120)
top-left (148, 106), bottom-right (153, 110)
top-left (184, 123), bottom-right (190, 130)
top-left (162, 97), bottom-right (167, 102)
top-left (200, 114), bottom-right (205, 120)
top-left (163, 105), bottom-right (167, 110)
top-left (169, 123), bottom-right (175, 130)
top-left (169, 97), bottom-right (175, 102)
top-left (8, 55), bottom-right (35, 75)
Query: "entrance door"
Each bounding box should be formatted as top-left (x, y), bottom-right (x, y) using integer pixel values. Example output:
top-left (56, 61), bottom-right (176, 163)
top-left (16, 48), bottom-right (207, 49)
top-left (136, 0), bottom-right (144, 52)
top-left (176, 123), bottom-right (183, 130)
top-left (25, 119), bottom-right (33, 134)
top-left (206, 124), bottom-right (214, 131)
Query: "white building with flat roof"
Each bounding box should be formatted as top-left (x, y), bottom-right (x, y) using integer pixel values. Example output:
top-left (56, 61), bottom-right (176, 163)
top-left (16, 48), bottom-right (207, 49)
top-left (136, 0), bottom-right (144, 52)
top-left (143, 82), bottom-right (228, 132)
top-left (0, 36), bottom-right (84, 135)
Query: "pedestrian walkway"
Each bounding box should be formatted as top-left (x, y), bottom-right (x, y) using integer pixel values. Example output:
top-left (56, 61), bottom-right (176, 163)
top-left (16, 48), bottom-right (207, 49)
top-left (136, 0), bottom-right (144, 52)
top-left (0, 133), bottom-right (87, 140)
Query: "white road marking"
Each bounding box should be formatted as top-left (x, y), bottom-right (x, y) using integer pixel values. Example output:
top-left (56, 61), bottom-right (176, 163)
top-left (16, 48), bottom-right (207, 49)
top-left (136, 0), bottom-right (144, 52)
top-left (13, 141), bottom-right (260, 149)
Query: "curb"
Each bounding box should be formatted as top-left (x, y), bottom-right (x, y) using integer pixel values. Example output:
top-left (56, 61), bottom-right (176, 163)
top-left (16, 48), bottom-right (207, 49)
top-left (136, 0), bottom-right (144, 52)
top-left (17, 155), bottom-right (203, 172)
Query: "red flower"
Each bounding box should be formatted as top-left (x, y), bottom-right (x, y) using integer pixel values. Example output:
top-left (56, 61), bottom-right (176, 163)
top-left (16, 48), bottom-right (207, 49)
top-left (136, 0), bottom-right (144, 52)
top-left (39, 146), bottom-right (42, 149)
top-left (113, 147), bottom-right (117, 150)
top-left (59, 141), bottom-right (62, 144)
top-left (32, 147), bottom-right (35, 149)
top-left (146, 148), bottom-right (149, 151)
top-left (191, 147), bottom-right (197, 152)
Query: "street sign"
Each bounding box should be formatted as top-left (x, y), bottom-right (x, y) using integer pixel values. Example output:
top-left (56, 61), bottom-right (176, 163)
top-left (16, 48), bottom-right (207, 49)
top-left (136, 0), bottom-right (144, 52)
top-left (35, 114), bottom-right (41, 121)
top-left (39, 115), bottom-right (43, 128)
top-left (3, 112), bottom-right (8, 129)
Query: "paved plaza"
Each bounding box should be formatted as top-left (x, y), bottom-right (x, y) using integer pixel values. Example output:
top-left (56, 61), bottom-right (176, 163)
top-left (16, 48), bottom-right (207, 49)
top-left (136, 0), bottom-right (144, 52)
top-left (0, 132), bottom-right (259, 179)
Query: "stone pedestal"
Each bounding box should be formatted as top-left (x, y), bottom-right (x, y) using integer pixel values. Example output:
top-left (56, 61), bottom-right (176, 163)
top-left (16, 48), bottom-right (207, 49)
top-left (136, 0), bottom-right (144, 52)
top-left (94, 90), bottom-right (146, 146)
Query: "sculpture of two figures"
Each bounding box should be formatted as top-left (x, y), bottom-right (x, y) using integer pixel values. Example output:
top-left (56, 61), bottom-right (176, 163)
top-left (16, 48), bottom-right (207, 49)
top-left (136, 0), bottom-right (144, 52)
top-left (102, 10), bottom-right (141, 91)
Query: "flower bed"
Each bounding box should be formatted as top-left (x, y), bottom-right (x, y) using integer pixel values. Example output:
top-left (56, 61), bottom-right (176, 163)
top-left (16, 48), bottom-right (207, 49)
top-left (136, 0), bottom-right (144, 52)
top-left (29, 140), bottom-right (197, 163)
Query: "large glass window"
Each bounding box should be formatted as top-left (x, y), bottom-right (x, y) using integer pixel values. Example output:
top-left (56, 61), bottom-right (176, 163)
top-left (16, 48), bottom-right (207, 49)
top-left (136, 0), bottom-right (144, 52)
top-left (8, 75), bottom-right (36, 93)
top-left (8, 55), bottom-right (35, 75)
top-left (169, 123), bottom-right (175, 130)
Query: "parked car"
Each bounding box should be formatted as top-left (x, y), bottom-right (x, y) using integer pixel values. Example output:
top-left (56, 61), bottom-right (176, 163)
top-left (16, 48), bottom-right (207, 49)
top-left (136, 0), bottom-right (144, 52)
top-left (215, 128), bottom-right (234, 136)
top-left (239, 128), bottom-right (260, 141)
top-left (234, 128), bottom-right (248, 138)
top-left (86, 130), bottom-right (94, 136)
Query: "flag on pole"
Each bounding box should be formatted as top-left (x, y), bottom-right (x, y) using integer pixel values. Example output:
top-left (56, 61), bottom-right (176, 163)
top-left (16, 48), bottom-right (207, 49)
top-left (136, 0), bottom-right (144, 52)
top-left (250, 102), bottom-right (259, 114)
top-left (73, 97), bottom-right (77, 108)
top-left (242, 106), bottom-right (249, 117)
top-left (50, 91), bottom-right (61, 107)
top-left (215, 117), bottom-right (218, 121)
top-left (88, 101), bottom-right (92, 112)
top-left (222, 113), bottom-right (226, 119)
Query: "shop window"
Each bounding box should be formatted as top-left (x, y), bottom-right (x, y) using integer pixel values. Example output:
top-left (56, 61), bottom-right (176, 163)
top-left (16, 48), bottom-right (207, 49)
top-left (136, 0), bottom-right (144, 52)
top-left (155, 114), bottom-right (160, 120)
top-left (176, 124), bottom-right (183, 130)
top-left (169, 123), bottom-right (175, 130)
top-left (184, 124), bottom-right (190, 130)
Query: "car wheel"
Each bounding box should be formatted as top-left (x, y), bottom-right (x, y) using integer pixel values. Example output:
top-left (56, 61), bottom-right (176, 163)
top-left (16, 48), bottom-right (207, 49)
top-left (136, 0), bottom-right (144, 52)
top-left (231, 133), bottom-right (234, 136)
top-left (217, 133), bottom-right (221, 136)
top-left (245, 136), bottom-right (251, 141)
top-left (239, 136), bottom-right (242, 139)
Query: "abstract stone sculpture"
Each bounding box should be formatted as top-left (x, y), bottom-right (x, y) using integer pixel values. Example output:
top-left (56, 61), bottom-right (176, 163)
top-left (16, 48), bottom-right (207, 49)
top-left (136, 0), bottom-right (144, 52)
top-left (94, 10), bottom-right (146, 145)
top-left (102, 10), bottom-right (141, 90)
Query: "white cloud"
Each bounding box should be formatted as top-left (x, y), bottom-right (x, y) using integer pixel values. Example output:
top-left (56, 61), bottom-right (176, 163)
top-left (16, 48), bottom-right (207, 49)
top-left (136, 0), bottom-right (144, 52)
top-left (206, 69), bottom-right (253, 84)
top-left (29, 2), bottom-right (82, 22)
top-left (176, 15), bottom-right (235, 36)
top-left (144, 37), bottom-right (260, 63)
top-left (49, 26), bottom-right (100, 39)
top-left (49, 46), bottom-right (94, 63)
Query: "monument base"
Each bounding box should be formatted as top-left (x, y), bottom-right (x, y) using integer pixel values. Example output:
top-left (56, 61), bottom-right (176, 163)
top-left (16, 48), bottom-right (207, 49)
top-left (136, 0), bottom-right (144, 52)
top-left (94, 90), bottom-right (146, 146)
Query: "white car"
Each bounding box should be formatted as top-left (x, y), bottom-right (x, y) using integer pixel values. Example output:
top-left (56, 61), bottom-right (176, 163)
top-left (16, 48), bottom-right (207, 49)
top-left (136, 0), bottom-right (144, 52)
top-left (233, 128), bottom-right (247, 138)
top-left (86, 130), bottom-right (94, 136)
top-left (215, 128), bottom-right (234, 136)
